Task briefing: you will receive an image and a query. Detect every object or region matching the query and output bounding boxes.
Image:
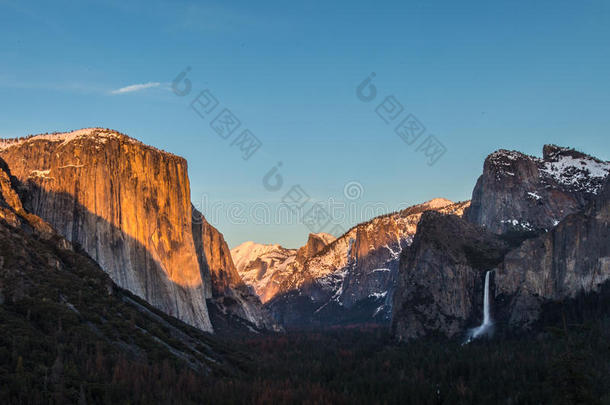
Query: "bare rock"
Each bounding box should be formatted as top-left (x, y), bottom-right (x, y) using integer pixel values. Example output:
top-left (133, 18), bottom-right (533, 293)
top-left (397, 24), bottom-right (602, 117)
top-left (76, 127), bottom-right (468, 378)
top-left (391, 211), bottom-right (509, 341)
top-left (465, 145), bottom-right (609, 234)
top-left (0, 129), bottom-right (213, 331)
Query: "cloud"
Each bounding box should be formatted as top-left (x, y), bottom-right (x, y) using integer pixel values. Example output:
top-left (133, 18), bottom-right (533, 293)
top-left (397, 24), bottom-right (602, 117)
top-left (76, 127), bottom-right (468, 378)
top-left (111, 82), bottom-right (162, 94)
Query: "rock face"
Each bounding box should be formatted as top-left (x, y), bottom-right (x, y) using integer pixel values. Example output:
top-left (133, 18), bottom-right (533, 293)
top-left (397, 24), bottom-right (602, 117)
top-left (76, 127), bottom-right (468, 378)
top-left (391, 212), bottom-right (510, 341)
top-left (262, 199), bottom-right (470, 328)
top-left (193, 212), bottom-right (240, 297)
top-left (465, 145), bottom-right (610, 234)
top-left (494, 177), bottom-right (610, 328)
top-left (0, 158), bottom-right (55, 237)
top-left (231, 242), bottom-right (296, 303)
top-left (0, 128), bottom-right (271, 333)
top-left (192, 210), bottom-right (277, 330)
top-left (0, 129), bottom-right (213, 331)
top-left (392, 145), bottom-right (610, 341)
top-left (0, 196), bottom-right (229, 377)
top-left (295, 233), bottom-right (336, 266)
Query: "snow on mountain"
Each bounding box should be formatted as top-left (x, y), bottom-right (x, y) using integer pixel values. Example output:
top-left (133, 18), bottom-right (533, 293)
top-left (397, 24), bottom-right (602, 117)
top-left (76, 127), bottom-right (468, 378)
top-left (231, 241), bottom-right (298, 303)
top-left (539, 146), bottom-right (609, 194)
top-left (264, 199), bottom-right (471, 328)
top-left (230, 233), bottom-right (335, 304)
top-left (0, 128), bottom-right (179, 158)
top-left (466, 144), bottom-right (610, 234)
top-left (0, 128), bottom-right (121, 149)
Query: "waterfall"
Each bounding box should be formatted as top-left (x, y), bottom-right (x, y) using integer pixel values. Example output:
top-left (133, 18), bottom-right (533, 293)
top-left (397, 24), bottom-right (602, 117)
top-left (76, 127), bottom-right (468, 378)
top-left (482, 270), bottom-right (491, 326)
top-left (466, 270), bottom-right (493, 342)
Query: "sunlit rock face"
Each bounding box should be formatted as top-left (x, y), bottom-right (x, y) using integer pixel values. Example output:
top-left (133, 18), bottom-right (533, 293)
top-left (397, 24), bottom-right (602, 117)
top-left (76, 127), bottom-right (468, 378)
top-left (232, 242), bottom-right (297, 304)
top-left (0, 128), bottom-right (213, 332)
top-left (257, 199), bottom-right (470, 329)
top-left (0, 157), bottom-right (56, 238)
top-left (465, 145), bottom-right (610, 234)
top-left (0, 157), bottom-right (28, 228)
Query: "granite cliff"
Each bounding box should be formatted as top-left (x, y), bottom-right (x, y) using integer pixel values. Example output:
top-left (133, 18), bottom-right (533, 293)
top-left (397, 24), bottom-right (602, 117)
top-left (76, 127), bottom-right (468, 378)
top-left (392, 145), bottom-right (610, 341)
top-left (465, 145), bottom-right (609, 234)
top-left (391, 211), bottom-right (510, 340)
top-left (0, 128), bottom-right (272, 332)
top-left (494, 176), bottom-right (610, 328)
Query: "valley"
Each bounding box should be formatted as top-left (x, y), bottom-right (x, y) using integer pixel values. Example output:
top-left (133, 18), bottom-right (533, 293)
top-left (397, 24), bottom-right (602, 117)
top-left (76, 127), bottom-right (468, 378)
top-left (0, 129), bottom-right (608, 403)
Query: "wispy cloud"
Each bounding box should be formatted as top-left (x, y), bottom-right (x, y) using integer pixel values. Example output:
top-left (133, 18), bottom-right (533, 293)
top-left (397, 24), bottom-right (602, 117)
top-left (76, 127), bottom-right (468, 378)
top-left (111, 82), bottom-right (162, 94)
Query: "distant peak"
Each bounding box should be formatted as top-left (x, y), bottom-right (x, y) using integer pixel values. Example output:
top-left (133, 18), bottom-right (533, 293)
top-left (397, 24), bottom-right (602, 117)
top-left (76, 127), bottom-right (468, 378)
top-left (421, 198), bottom-right (454, 208)
top-left (231, 240), bottom-right (283, 251)
top-left (308, 232), bottom-right (336, 244)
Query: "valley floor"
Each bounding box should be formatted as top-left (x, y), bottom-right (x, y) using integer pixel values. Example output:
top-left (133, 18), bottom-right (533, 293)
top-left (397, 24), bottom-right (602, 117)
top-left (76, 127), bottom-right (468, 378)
top-left (209, 320), bottom-right (610, 405)
top-left (3, 315), bottom-right (609, 404)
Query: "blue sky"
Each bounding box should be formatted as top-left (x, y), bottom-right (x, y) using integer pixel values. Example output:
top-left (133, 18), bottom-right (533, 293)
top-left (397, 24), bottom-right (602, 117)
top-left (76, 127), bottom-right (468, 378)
top-left (1, 0), bottom-right (609, 248)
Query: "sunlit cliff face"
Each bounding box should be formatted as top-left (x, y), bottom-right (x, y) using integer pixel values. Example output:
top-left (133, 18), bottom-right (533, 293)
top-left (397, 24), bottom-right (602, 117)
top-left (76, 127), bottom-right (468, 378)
top-left (0, 128), bottom-right (212, 330)
top-left (233, 199), bottom-right (470, 307)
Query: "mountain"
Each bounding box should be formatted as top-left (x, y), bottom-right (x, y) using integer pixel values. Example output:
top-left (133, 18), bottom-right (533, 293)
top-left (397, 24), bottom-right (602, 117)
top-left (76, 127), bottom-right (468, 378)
top-left (263, 199), bottom-right (469, 328)
top-left (392, 145), bottom-right (610, 341)
top-left (465, 144), bottom-right (610, 234)
top-left (0, 128), bottom-right (270, 333)
top-left (231, 233), bottom-right (335, 303)
top-left (0, 157), bottom-right (238, 402)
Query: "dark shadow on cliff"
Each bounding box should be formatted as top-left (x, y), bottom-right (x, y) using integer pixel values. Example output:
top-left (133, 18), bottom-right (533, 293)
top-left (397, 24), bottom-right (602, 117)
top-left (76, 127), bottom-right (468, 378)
top-left (15, 178), bottom-right (277, 336)
top-left (12, 177), bottom-right (217, 330)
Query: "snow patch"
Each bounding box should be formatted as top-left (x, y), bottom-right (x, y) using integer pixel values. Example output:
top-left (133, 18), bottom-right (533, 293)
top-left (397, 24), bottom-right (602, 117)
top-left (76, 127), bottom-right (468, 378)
top-left (500, 219), bottom-right (534, 231)
top-left (372, 305), bottom-right (385, 317)
top-left (540, 154), bottom-right (609, 194)
top-left (371, 268), bottom-right (391, 273)
top-left (527, 191), bottom-right (541, 200)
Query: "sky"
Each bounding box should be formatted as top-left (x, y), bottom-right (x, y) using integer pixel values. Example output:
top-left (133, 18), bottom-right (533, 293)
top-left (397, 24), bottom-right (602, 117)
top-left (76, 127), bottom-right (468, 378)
top-left (1, 0), bottom-right (609, 248)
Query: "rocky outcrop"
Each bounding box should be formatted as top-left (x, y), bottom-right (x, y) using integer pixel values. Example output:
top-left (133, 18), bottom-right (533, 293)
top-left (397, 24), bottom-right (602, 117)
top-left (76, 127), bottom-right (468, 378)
top-left (391, 212), bottom-right (510, 341)
top-left (192, 210), bottom-right (278, 330)
top-left (465, 145), bottom-right (609, 234)
top-left (265, 199), bottom-right (470, 328)
top-left (494, 177), bottom-right (610, 328)
top-left (0, 129), bottom-right (213, 331)
top-left (295, 233), bottom-right (336, 266)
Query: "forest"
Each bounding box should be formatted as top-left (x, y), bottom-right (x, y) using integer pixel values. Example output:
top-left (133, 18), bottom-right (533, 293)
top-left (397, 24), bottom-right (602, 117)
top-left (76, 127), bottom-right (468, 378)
top-left (2, 293), bottom-right (609, 404)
